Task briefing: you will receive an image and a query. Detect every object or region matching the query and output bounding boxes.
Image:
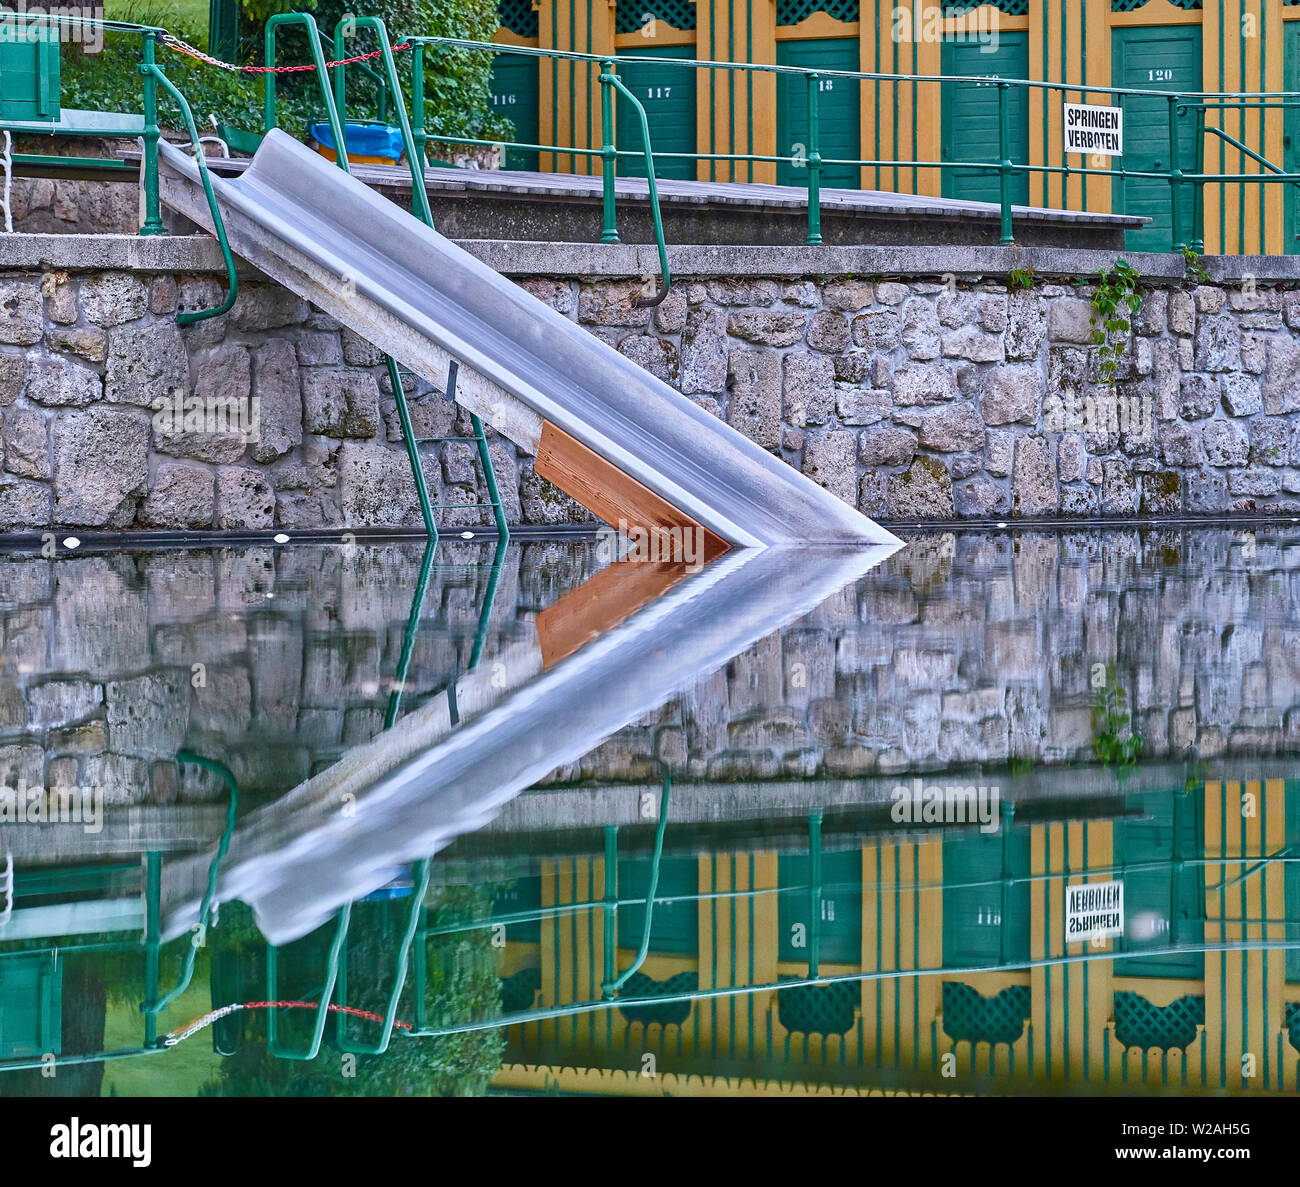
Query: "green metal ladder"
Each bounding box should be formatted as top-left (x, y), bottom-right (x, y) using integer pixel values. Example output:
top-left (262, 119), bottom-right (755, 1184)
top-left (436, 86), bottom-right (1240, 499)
top-left (266, 13), bottom-right (510, 546)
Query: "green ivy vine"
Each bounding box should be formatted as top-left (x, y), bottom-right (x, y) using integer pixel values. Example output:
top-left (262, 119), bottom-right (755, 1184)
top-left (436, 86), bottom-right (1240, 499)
top-left (1089, 258), bottom-right (1143, 390)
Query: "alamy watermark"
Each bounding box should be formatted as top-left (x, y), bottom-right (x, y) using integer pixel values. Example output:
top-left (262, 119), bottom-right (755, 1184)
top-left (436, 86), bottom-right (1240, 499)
top-left (0, 3), bottom-right (104, 52)
top-left (595, 518), bottom-right (707, 574)
top-left (1043, 388), bottom-right (1154, 440)
top-left (0, 774), bottom-right (104, 833)
top-left (152, 392), bottom-right (261, 444)
top-left (891, 777), bottom-right (1001, 833)
top-left (892, 4), bottom-right (1000, 50)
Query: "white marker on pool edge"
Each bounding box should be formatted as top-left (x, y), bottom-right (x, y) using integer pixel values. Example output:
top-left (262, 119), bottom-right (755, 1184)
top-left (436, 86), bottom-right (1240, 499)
top-left (62, 537), bottom-right (80, 549)
top-left (461, 531), bottom-right (474, 539)
top-left (273, 533), bottom-right (290, 544)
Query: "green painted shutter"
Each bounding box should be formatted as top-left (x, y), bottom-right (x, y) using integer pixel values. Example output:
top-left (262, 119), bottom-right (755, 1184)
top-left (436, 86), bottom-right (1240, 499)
top-left (940, 34), bottom-right (1030, 206)
top-left (0, 27), bottom-right (61, 123)
top-left (0, 953), bottom-right (62, 1059)
top-left (776, 39), bottom-right (860, 190)
top-left (615, 46), bottom-right (697, 181)
top-left (778, 850), bottom-right (863, 965)
top-left (1114, 790), bottom-right (1204, 979)
top-left (490, 54), bottom-right (540, 171)
top-left (942, 828), bottom-right (1031, 969)
top-left (1111, 25), bottom-right (1202, 251)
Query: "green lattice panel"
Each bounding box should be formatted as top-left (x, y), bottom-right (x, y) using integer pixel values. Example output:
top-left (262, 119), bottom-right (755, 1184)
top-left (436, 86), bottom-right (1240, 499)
top-left (776, 981), bottom-right (858, 1036)
top-left (1112, 0), bottom-right (1201, 9)
top-left (941, 982), bottom-right (1031, 1046)
top-left (616, 0), bottom-right (698, 33)
top-left (1113, 992), bottom-right (1205, 1051)
top-left (1286, 1002), bottom-right (1300, 1055)
top-left (498, 0), bottom-right (540, 38)
top-left (775, 0), bottom-right (859, 27)
top-left (618, 971), bottom-right (697, 1027)
top-left (945, 0), bottom-right (1029, 13)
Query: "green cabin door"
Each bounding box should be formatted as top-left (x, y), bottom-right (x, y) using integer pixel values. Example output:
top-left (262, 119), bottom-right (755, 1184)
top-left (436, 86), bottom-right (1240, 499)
top-left (1111, 25), bottom-right (1202, 251)
top-left (1284, 24), bottom-right (1300, 253)
top-left (778, 850), bottom-right (864, 966)
top-left (942, 828), bottom-right (1031, 968)
top-left (0, 26), bottom-right (60, 122)
top-left (940, 34), bottom-right (1030, 205)
top-left (615, 46), bottom-right (697, 180)
top-left (490, 54), bottom-right (540, 171)
top-left (776, 38), bottom-right (860, 189)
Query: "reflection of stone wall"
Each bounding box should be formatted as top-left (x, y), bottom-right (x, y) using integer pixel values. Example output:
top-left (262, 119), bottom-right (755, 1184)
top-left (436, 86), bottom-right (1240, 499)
top-left (7, 247), bottom-right (1300, 531)
top-left (0, 542), bottom-right (598, 805)
top-left (539, 529), bottom-right (1300, 785)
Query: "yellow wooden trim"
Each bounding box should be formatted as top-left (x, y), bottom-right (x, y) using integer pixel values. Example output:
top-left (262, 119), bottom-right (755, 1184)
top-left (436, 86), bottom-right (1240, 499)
top-left (494, 29), bottom-right (541, 48)
top-left (1108, 1), bottom-right (1205, 27)
top-left (614, 27), bottom-right (698, 48)
top-left (941, 8), bottom-right (1029, 34)
top-left (775, 13), bottom-right (859, 39)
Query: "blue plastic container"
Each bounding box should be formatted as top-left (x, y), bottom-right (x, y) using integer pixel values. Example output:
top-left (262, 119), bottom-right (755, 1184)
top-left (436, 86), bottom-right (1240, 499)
top-left (309, 121), bottom-right (405, 163)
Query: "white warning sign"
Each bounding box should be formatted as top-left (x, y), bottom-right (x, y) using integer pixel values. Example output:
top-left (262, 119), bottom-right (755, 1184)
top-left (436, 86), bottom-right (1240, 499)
top-left (1064, 103), bottom-right (1123, 157)
top-left (1065, 880), bottom-right (1124, 944)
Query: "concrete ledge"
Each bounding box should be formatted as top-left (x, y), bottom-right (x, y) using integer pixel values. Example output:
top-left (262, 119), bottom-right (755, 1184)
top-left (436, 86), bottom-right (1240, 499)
top-left (0, 232), bottom-right (226, 272)
top-left (5, 233), bottom-right (1300, 286)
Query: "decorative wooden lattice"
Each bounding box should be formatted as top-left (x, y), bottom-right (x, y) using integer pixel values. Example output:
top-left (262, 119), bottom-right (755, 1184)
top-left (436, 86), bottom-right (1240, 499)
top-left (775, 0), bottom-right (860, 27)
top-left (498, 0), bottom-right (540, 38)
top-left (1286, 1002), bottom-right (1300, 1055)
top-left (499, 966), bottom-right (542, 1014)
top-left (1113, 992), bottom-right (1206, 1051)
top-left (941, 982), bottom-right (1031, 1046)
top-left (776, 981), bottom-right (858, 1036)
top-left (616, 0), bottom-right (698, 33)
top-left (618, 971), bottom-right (697, 1027)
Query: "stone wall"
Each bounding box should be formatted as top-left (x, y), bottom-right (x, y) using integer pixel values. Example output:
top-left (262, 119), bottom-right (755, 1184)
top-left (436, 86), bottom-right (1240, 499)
top-left (5, 237), bottom-right (1300, 533)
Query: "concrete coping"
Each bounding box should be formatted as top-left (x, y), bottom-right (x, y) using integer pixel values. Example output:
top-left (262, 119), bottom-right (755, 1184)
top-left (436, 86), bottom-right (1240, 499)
top-left (4, 232), bottom-right (1300, 284)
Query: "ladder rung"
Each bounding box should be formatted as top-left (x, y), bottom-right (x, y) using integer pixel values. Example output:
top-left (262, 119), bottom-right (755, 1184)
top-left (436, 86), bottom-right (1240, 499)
top-left (415, 436), bottom-right (481, 443)
top-left (430, 502), bottom-right (493, 509)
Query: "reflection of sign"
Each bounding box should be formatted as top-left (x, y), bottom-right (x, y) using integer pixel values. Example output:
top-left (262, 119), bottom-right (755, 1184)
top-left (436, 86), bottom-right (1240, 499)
top-left (1066, 880), bottom-right (1124, 943)
top-left (1064, 103), bottom-right (1123, 156)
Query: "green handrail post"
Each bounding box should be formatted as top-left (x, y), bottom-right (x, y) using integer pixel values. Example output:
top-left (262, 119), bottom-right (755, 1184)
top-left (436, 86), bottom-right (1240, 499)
top-left (602, 826), bottom-right (619, 991)
top-left (339, 17), bottom-right (432, 226)
top-left (806, 72), bottom-right (823, 246)
top-left (142, 851), bottom-right (162, 1046)
top-left (599, 59), bottom-right (619, 243)
top-left (388, 355), bottom-right (437, 539)
top-left (264, 12), bottom-right (346, 162)
top-left (1191, 102), bottom-right (1206, 254)
top-left (808, 810), bottom-right (822, 978)
top-left (998, 80), bottom-right (1014, 245)
top-left (1168, 93), bottom-right (1185, 251)
top-left (385, 540), bottom-right (437, 727)
top-left (411, 44), bottom-right (429, 169)
top-left (267, 904), bottom-right (352, 1060)
top-left (138, 32), bottom-right (165, 236)
top-left (604, 73), bottom-right (671, 306)
top-left (468, 537), bottom-right (508, 668)
top-left (141, 59), bottom-right (238, 322)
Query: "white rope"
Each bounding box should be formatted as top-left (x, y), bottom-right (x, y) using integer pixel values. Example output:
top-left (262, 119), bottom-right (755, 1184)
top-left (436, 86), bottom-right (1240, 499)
top-left (1, 131), bottom-right (14, 234)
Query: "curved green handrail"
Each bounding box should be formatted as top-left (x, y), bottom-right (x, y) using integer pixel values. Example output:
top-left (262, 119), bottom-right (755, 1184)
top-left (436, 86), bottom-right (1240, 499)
top-left (142, 57), bottom-right (238, 324)
top-left (600, 67), bottom-right (671, 307)
top-left (140, 750), bottom-right (239, 1029)
top-left (266, 903), bottom-right (353, 1061)
top-left (263, 12), bottom-right (348, 166)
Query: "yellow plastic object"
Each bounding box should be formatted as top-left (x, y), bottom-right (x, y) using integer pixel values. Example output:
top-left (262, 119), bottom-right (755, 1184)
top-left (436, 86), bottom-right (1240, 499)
top-left (312, 142), bottom-right (400, 167)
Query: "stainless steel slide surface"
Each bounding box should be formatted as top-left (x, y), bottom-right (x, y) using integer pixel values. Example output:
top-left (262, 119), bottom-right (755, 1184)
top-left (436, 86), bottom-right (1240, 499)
top-left (158, 132), bottom-right (900, 547)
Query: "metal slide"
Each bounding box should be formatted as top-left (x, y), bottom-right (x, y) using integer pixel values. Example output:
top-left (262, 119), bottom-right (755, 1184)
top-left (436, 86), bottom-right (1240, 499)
top-left (157, 131), bottom-right (900, 548)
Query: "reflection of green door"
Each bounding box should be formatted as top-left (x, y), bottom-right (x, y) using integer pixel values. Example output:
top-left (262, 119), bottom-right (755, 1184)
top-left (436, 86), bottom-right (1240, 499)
top-left (1287, 783), bottom-right (1300, 982)
top-left (0, 953), bottom-right (62, 1058)
top-left (940, 35), bottom-right (1029, 205)
top-left (618, 856), bottom-right (699, 955)
top-left (778, 850), bottom-right (863, 965)
top-left (1283, 26), bottom-right (1300, 253)
top-left (1114, 790), bottom-right (1204, 978)
top-left (942, 829), bottom-right (1031, 968)
top-left (616, 47), bottom-right (696, 180)
top-left (776, 39), bottom-right (860, 189)
top-left (489, 53), bottom-right (539, 171)
top-left (1111, 25), bottom-right (1202, 251)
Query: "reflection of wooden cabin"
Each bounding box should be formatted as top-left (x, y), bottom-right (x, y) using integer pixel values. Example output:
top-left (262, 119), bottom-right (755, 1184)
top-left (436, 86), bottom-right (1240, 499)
top-left (492, 780), bottom-right (1300, 1095)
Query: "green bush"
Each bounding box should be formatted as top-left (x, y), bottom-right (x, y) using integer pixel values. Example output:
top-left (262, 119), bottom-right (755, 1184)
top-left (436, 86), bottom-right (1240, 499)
top-left (62, 0), bottom-right (508, 146)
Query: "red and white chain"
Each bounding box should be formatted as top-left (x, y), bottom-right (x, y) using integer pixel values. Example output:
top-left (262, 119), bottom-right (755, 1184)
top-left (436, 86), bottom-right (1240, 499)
top-left (160, 31), bottom-right (410, 74)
